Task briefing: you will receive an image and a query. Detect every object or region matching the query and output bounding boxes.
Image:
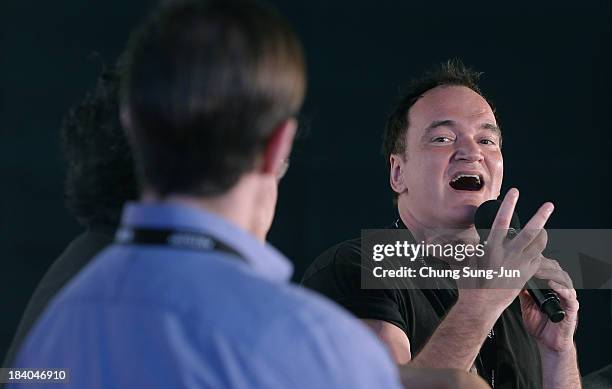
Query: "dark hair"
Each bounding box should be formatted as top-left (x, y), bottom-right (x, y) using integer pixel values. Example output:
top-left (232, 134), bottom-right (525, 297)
top-left (61, 68), bottom-right (138, 227)
top-left (382, 59), bottom-right (499, 161)
top-left (120, 0), bottom-right (306, 197)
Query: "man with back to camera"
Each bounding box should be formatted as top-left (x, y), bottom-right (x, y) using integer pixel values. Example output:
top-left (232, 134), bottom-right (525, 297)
top-left (3, 67), bottom-right (276, 370)
top-left (8, 1), bottom-right (490, 388)
top-left (302, 60), bottom-right (582, 388)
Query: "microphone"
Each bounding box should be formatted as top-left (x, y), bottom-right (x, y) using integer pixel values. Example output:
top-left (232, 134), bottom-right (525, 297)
top-left (474, 199), bottom-right (566, 323)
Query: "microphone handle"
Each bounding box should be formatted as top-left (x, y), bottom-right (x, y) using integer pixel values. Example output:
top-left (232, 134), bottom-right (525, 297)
top-left (508, 228), bottom-right (566, 323)
top-left (525, 279), bottom-right (566, 323)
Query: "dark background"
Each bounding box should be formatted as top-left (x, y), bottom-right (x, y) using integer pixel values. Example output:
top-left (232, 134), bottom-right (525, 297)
top-left (1, 0), bottom-right (611, 375)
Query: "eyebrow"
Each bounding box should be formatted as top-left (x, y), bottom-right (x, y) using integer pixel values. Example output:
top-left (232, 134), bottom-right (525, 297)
top-left (424, 119), bottom-right (456, 132)
top-left (424, 120), bottom-right (501, 136)
top-left (481, 122), bottom-right (502, 136)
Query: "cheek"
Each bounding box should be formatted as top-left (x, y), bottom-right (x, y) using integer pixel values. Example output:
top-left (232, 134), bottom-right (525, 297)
top-left (405, 157), bottom-right (443, 189)
top-left (415, 152), bottom-right (448, 174)
top-left (403, 147), bottom-right (451, 191)
top-left (489, 155), bottom-right (504, 188)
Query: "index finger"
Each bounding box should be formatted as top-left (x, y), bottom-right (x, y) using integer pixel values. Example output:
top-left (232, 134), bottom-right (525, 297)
top-left (512, 202), bottom-right (554, 250)
top-left (488, 188), bottom-right (520, 243)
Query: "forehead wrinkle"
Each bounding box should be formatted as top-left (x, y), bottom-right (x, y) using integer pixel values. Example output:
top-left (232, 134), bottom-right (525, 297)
top-left (468, 105), bottom-right (490, 116)
top-left (406, 85), bottom-right (500, 145)
top-left (467, 102), bottom-right (496, 123)
top-left (424, 119), bottom-right (455, 132)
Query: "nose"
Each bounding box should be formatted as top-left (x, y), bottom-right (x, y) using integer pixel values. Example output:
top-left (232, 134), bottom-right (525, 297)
top-left (453, 137), bottom-right (483, 163)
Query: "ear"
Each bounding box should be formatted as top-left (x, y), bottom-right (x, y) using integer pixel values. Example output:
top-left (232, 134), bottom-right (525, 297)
top-left (389, 154), bottom-right (407, 194)
top-left (260, 118), bottom-right (297, 176)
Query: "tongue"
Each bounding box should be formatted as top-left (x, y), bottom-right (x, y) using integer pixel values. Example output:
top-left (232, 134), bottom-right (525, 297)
top-left (449, 177), bottom-right (481, 191)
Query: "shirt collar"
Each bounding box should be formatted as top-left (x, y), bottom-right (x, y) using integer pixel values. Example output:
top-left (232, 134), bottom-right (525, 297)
top-left (119, 202), bottom-right (293, 282)
top-left (392, 217), bottom-right (417, 241)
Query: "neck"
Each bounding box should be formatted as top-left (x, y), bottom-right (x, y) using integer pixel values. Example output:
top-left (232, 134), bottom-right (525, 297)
top-left (398, 205), bottom-right (479, 246)
top-left (142, 174), bottom-right (267, 241)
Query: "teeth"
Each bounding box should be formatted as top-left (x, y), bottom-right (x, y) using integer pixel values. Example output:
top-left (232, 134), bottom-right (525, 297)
top-left (451, 174), bottom-right (481, 184)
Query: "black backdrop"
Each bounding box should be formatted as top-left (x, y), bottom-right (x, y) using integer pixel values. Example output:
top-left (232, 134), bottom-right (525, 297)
top-left (1, 0), bottom-right (611, 374)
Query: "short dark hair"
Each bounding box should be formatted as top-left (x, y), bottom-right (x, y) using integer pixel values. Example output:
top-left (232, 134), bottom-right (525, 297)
top-left (382, 59), bottom-right (499, 161)
top-left (61, 68), bottom-right (138, 227)
top-left (120, 0), bottom-right (306, 197)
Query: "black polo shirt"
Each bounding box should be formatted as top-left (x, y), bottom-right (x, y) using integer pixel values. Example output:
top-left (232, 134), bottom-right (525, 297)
top-left (302, 230), bottom-right (543, 389)
top-left (3, 225), bottom-right (114, 368)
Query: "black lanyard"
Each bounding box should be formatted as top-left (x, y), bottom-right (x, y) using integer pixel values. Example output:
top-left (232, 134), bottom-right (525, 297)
top-left (115, 226), bottom-right (244, 261)
top-left (393, 218), bottom-right (497, 388)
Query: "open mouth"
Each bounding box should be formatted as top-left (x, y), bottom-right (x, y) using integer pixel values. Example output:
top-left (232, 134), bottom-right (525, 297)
top-left (449, 174), bottom-right (484, 191)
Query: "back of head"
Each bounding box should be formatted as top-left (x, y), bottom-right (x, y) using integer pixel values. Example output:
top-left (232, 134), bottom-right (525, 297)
top-left (61, 68), bottom-right (138, 227)
top-left (120, 0), bottom-right (306, 197)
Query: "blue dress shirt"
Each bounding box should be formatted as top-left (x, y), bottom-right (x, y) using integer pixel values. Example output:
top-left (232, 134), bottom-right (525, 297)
top-left (10, 202), bottom-right (401, 388)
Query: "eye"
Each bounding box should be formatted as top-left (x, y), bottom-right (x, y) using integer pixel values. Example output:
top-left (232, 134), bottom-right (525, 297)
top-left (432, 136), bottom-right (453, 143)
top-left (479, 138), bottom-right (496, 145)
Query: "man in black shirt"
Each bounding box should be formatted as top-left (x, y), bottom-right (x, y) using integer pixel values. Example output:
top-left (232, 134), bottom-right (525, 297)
top-left (303, 60), bottom-right (581, 388)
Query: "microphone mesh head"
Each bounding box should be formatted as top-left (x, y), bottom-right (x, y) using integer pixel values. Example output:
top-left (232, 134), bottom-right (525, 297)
top-left (474, 199), bottom-right (521, 242)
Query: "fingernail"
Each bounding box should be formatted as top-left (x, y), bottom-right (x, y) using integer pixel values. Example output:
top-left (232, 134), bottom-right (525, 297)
top-left (544, 203), bottom-right (555, 214)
